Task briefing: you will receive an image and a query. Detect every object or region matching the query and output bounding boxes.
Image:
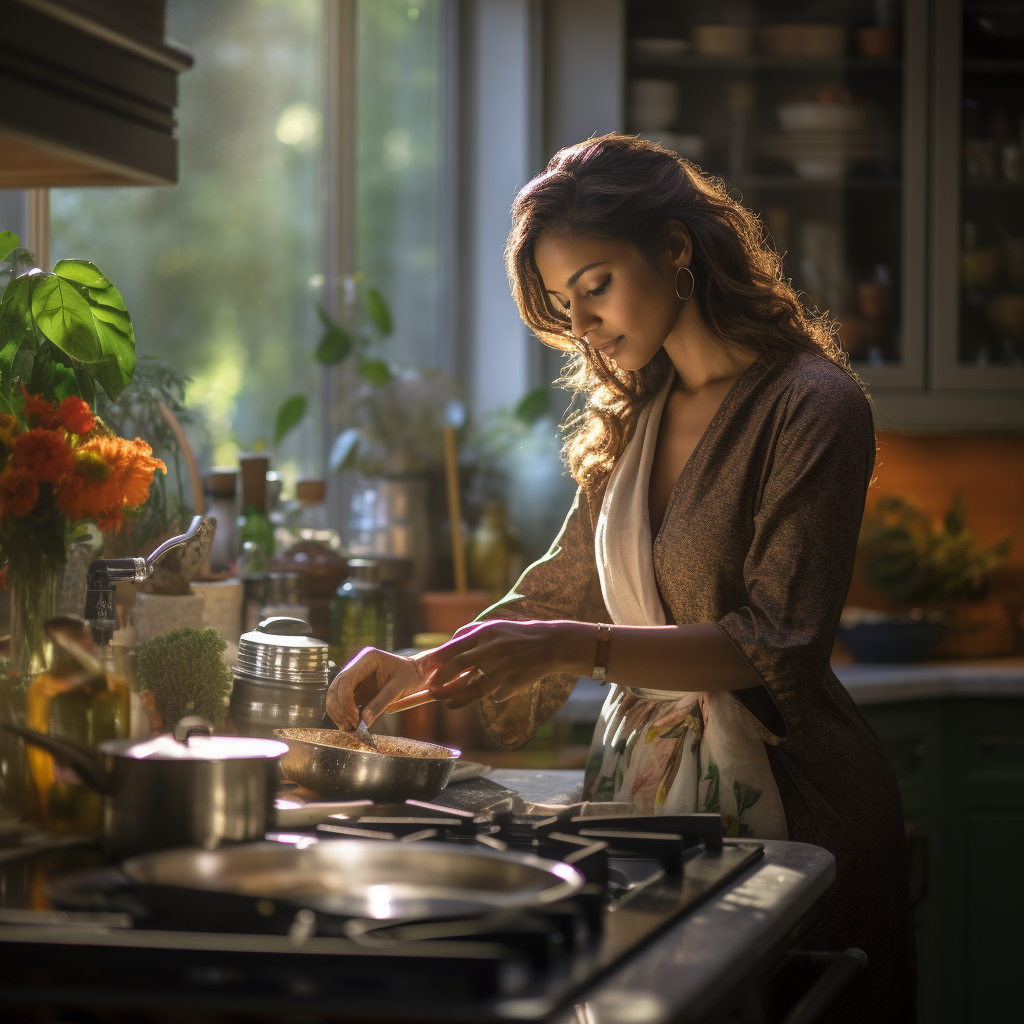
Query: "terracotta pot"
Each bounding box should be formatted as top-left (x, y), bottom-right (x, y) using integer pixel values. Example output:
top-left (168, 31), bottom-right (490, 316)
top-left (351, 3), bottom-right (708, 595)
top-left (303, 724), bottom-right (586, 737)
top-left (934, 598), bottom-right (1018, 659)
top-left (856, 27), bottom-right (901, 59)
top-left (418, 591), bottom-right (493, 636)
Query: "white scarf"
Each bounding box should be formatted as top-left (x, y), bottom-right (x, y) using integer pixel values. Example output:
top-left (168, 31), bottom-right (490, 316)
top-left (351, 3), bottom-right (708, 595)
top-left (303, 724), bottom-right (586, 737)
top-left (590, 373), bottom-right (787, 838)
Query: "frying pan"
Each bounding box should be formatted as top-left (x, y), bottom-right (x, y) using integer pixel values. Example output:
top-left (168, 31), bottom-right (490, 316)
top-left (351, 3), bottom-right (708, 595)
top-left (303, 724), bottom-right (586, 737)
top-left (274, 728), bottom-right (459, 801)
top-left (120, 839), bottom-right (585, 922)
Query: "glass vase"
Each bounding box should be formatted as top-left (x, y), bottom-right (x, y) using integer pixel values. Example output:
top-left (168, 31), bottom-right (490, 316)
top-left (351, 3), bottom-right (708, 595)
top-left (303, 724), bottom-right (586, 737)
top-left (0, 555), bottom-right (58, 823)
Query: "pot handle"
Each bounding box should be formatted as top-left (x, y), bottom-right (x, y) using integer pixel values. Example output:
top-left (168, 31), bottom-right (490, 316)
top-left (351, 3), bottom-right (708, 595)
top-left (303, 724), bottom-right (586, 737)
top-left (173, 716), bottom-right (215, 743)
top-left (0, 722), bottom-right (112, 795)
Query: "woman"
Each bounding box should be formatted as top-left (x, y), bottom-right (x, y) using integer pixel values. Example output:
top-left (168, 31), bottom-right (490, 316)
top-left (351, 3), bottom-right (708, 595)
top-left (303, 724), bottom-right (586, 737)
top-left (326, 135), bottom-right (915, 1021)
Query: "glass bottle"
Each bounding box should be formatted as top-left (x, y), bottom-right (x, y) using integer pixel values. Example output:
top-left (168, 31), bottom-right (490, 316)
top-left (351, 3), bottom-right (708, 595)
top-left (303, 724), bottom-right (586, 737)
top-left (276, 477), bottom-right (342, 553)
top-left (468, 501), bottom-right (522, 600)
top-left (205, 468), bottom-right (239, 573)
top-left (330, 559), bottom-right (394, 668)
top-left (237, 453), bottom-right (274, 569)
top-left (25, 618), bottom-right (129, 834)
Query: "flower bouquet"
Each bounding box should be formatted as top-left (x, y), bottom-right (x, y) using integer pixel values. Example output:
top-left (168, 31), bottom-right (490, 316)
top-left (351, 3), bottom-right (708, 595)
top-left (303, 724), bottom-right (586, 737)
top-left (0, 386), bottom-right (165, 672)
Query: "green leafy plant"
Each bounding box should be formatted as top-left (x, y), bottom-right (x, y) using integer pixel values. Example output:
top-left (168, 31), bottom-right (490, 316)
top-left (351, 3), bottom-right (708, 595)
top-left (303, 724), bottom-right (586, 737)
top-left (0, 232), bottom-right (135, 409)
top-left (274, 278), bottom-right (394, 444)
top-left (95, 358), bottom-right (194, 554)
top-left (859, 492), bottom-right (1015, 606)
top-left (136, 627), bottom-right (232, 728)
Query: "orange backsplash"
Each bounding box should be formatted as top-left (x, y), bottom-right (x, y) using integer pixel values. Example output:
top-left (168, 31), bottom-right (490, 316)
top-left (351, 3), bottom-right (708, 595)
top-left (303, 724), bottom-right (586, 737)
top-left (846, 432), bottom-right (1024, 608)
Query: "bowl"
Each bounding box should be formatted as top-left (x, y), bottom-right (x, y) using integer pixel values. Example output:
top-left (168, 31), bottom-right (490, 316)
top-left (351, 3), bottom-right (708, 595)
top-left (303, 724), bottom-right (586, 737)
top-left (856, 26), bottom-right (901, 59)
top-left (630, 37), bottom-right (690, 60)
top-left (776, 102), bottom-right (871, 133)
top-left (628, 78), bottom-right (679, 131)
top-left (692, 24), bottom-right (752, 57)
top-left (838, 619), bottom-right (944, 663)
top-left (759, 24), bottom-right (845, 58)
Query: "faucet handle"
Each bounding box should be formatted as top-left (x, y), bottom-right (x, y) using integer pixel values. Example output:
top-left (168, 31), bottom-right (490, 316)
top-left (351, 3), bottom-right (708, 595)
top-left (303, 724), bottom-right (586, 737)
top-left (146, 515), bottom-right (205, 569)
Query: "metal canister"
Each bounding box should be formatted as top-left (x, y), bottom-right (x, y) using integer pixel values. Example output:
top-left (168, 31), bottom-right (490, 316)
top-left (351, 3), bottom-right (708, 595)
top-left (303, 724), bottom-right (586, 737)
top-left (229, 616), bottom-right (333, 738)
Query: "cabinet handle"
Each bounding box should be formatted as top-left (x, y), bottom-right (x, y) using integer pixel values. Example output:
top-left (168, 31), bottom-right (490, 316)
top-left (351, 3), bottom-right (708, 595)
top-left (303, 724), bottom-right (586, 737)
top-left (779, 949), bottom-right (869, 1024)
top-left (904, 818), bottom-right (929, 909)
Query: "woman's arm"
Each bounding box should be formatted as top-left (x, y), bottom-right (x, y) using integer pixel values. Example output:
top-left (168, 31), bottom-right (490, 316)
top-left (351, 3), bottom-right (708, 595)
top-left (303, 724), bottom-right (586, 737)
top-left (420, 618), bottom-right (760, 710)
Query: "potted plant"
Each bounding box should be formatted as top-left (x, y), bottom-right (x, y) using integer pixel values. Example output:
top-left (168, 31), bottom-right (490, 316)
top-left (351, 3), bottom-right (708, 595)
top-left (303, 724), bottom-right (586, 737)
top-left (846, 492), bottom-right (1016, 661)
top-left (275, 283), bottom-right (466, 592)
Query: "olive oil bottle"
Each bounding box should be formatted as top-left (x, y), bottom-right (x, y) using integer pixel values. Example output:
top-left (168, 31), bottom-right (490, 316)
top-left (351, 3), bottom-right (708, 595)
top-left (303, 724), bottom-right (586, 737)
top-left (25, 618), bottom-right (129, 833)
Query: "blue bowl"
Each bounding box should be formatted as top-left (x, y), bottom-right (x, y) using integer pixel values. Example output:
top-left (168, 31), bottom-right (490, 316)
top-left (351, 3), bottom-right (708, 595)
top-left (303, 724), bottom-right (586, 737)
top-left (838, 620), bottom-right (944, 663)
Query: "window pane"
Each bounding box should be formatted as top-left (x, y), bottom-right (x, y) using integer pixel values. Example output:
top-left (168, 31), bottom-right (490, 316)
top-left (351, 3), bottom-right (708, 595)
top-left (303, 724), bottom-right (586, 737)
top-left (356, 0), bottom-right (445, 369)
top-left (49, 0), bottom-right (323, 480)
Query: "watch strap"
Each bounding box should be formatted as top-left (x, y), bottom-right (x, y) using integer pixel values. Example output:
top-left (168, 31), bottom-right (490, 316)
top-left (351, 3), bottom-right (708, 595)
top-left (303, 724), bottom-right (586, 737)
top-left (592, 622), bottom-right (612, 682)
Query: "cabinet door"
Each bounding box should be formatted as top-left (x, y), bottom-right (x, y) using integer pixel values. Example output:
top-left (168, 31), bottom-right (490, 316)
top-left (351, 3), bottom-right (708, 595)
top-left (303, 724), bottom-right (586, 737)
top-left (625, 0), bottom-right (929, 390)
top-left (931, 0), bottom-right (1024, 391)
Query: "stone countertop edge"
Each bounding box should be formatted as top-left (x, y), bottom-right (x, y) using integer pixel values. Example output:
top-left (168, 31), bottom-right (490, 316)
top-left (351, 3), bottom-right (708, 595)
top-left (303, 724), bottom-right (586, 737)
top-left (490, 771), bottom-right (836, 1024)
top-left (833, 656), bottom-right (1024, 704)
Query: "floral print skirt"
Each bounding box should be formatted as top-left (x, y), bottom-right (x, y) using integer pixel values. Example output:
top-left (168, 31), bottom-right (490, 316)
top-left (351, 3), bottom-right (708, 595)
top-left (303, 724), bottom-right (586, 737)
top-left (582, 685), bottom-right (788, 840)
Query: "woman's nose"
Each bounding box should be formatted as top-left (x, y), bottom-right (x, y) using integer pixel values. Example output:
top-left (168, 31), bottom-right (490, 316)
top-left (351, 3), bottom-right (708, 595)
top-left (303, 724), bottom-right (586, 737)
top-left (571, 306), bottom-right (599, 343)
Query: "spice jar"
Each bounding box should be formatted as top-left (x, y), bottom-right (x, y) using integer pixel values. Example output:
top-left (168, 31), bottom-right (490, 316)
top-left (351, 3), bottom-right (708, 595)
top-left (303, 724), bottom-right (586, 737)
top-left (330, 558), bottom-right (394, 668)
top-left (25, 617), bottom-right (129, 833)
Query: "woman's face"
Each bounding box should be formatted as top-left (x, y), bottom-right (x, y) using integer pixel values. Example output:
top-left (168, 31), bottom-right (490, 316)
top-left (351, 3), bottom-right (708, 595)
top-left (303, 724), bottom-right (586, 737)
top-left (533, 230), bottom-right (686, 371)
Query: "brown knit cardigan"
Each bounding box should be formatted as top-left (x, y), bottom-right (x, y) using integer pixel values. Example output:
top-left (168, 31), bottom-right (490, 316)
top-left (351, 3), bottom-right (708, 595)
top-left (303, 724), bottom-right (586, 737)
top-left (476, 349), bottom-right (916, 1022)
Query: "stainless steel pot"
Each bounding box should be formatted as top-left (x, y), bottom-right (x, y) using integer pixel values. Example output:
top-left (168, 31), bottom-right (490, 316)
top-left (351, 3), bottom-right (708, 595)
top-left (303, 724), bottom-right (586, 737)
top-left (230, 616), bottom-right (333, 737)
top-left (274, 727), bottom-right (459, 801)
top-left (121, 838), bottom-right (584, 921)
top-left (4, 718), bottom-right (287, 857)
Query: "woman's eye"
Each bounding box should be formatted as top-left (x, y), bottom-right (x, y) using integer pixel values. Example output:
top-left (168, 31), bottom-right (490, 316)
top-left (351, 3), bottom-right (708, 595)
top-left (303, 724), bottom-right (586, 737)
top-left (586, 275), bottom-right (611, 298)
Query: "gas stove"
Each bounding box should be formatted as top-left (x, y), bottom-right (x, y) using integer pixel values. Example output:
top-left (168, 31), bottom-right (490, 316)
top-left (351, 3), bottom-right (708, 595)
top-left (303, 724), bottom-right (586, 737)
top-left (0, 788), bottom-right (765, 1023)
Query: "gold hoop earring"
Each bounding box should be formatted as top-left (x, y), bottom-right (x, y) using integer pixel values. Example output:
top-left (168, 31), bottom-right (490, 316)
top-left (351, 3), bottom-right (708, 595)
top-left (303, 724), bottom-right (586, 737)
top-left (674, 266), bottom-right (695, 301)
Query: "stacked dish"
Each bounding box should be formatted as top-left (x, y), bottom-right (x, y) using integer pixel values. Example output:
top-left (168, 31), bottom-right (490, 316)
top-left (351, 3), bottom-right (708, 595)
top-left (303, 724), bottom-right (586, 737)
top-left (761, 102), bottom-right (879, 180)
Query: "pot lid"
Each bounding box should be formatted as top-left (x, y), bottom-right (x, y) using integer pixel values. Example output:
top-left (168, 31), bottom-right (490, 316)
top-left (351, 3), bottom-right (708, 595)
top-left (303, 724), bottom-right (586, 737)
top-left (102, 734), bottom-right (288, 761)
top-left (237, 616), bottom-right (331, 685)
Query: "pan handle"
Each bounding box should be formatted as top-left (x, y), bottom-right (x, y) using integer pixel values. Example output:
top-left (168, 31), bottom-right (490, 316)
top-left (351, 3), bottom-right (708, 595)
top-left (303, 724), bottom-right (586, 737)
top-left (1, 722), bottom-right (112, 795)
top-left (173, 717), bottom-right (215, 743)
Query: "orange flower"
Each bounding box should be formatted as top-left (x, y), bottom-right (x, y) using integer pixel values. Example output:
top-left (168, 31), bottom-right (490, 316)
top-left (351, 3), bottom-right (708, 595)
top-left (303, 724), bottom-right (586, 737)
top-left (19, 384), bottom-right (61, 430)
top-left (0, 413), bottom-right (20, 446)
top-left (59, 396), bottom-right (96, 436)
top-left (55, 435), bottom-right (165, 531)
top-left (0, 466), bottom-right (40, 517)
top-left (11, 428), bottom-right (75, 483)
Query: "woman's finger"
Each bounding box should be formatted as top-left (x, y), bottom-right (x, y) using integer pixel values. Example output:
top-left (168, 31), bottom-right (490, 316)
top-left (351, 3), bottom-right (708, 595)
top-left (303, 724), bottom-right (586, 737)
top-left (326, 648), bottom-right (389, 729)
top-left (361, 659), bottom-right (426, 726)
top-left (444, 668), bottom-right (503, 709)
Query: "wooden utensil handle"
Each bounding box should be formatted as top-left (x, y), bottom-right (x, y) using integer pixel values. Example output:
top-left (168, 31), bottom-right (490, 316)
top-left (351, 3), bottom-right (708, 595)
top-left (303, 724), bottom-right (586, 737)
top-left (383, 689), bottom-right (436, 715)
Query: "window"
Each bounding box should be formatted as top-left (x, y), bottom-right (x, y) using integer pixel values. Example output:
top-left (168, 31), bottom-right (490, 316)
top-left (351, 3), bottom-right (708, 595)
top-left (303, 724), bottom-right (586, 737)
top-left (48, 0), bottom-right (324, 480)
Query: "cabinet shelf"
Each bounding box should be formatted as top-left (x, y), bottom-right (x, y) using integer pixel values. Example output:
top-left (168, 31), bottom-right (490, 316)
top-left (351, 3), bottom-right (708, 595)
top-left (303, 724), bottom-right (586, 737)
top-left (628, 52), bottom-right (902, 73)
top-left (726, 174), bottom-right (901, 191)
top-left (963, 58), bottom-right (1024, 73)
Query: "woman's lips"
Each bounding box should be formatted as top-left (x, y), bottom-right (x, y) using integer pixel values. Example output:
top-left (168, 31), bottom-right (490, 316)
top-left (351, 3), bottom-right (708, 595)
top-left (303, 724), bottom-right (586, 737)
top-left (592, 335), bottom-right (622, 356)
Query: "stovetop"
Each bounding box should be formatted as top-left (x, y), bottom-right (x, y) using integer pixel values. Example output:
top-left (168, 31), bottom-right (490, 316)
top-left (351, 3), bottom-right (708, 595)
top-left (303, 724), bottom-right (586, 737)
top-left (0, 785), bottom-right (763, 1022)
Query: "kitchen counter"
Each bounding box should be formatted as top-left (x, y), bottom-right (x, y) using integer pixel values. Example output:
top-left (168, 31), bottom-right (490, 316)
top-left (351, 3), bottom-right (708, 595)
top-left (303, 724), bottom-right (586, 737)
top-left (833, 656), bottom-right (1024, 704)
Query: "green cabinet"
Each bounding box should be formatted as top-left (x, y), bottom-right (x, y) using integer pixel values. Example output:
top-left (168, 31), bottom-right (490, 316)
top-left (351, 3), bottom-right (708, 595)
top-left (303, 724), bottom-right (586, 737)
top-left (860, 699), bottom-right (1024, 1023)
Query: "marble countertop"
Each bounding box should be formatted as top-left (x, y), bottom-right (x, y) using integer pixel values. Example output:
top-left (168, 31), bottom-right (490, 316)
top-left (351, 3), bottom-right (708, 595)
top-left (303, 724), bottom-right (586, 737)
top-left (833, 656), bottom-right (1024, 704)
top-left (490, 770), bottom-right (836, 1024)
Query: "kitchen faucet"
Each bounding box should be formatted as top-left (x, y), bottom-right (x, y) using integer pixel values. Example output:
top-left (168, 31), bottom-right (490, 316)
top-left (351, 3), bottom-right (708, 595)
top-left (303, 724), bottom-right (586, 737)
top-left (84, 515), bottom-right (205, 645)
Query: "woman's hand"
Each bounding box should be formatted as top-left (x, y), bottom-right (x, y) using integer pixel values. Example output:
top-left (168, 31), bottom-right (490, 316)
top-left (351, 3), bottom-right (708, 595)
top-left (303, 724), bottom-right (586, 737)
top-left (325, 648), bottom-right (428, 730)
top-left (417, 619), bottom-right (591, 708)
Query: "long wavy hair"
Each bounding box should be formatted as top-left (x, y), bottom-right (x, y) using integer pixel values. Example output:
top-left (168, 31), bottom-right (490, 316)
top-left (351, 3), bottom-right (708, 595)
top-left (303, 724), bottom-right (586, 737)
top-left (505, 134), bottom-right (861, 489)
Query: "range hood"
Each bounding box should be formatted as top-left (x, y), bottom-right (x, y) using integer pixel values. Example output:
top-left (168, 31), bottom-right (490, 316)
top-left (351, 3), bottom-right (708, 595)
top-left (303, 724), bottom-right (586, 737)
top-left (0, 0), bottom-right (192, 187)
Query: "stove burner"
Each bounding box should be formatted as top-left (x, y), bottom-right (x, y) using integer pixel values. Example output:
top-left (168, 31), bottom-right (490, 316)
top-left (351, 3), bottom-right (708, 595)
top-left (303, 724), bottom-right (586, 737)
top-left (44, 799), bottom-right (763, 1019)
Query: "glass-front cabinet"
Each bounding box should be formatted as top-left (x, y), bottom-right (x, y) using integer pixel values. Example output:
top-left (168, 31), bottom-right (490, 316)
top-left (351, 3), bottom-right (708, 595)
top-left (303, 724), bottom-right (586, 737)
top-left (932, 0), bottom-right (1024, 390)
top-left (616, 0), bottom-right (1024, 424)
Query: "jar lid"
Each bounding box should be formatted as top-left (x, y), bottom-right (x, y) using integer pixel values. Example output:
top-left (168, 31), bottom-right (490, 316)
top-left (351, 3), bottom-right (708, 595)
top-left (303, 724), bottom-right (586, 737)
top-left (237, 617), bottom-right (330, 685)
top-left (347, 558), bottom-right (380, 582)
top-left (205, 469), bottom-right (237, 497)
top-left (296, 478), bottom-right (326, 503)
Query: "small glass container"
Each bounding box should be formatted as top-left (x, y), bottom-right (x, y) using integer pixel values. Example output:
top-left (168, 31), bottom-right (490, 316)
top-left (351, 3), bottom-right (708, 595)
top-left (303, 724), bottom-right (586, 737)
top-left (330, 559), bottom-right (394, 668)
